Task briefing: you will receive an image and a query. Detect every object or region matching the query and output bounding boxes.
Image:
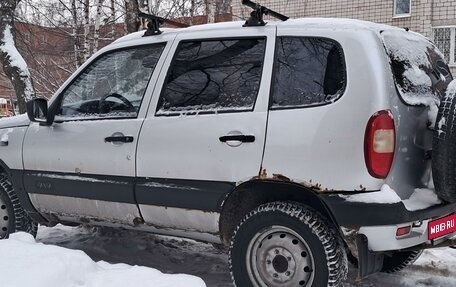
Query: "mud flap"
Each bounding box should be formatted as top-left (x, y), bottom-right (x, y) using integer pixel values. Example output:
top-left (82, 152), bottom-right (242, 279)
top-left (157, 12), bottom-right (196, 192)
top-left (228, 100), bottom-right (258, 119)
top-left (357, 234), bottom-right (384, 278)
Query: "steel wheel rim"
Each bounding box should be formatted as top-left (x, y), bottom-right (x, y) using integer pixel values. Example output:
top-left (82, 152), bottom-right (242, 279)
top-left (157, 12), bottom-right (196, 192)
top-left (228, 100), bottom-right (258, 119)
top-left (0, 195), bottom-right (10, 239)
top-left (246, 225), bottom-right (315, 287)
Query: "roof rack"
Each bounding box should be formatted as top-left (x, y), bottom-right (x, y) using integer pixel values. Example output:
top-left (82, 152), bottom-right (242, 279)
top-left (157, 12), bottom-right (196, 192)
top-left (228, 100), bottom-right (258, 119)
top-left (138, 12), bottom-right (189, 36)
top-left (242, 0), bottom-right (289, 27)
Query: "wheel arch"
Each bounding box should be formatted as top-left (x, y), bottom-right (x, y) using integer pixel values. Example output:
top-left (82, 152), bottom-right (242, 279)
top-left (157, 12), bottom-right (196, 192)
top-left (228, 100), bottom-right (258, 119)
top-left (219, 179), bottom-right (341, 245)
top-left (0, 159), bottom-right (48, 225)
top-left (0, 159), bottom-right (13, 179)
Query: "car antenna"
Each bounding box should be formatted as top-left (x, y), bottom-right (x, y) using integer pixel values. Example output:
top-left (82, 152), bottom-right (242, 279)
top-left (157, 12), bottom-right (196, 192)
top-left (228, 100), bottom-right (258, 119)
top-left (241, 0), bottom-right (289, 27)
top-left (138, 12), bottom-right (189, 36)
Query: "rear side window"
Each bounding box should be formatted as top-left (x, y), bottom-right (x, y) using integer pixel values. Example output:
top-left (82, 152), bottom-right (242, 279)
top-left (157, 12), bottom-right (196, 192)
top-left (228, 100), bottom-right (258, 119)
top-left (383, 30), bottom-right (453, 104)
top-left (156, 38), bottom-right (266, 115)
top-left (271, 37), bottom-right (346, 109)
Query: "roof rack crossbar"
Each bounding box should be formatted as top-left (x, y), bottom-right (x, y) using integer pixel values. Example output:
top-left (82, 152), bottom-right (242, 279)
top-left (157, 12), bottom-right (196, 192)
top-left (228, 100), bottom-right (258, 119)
top-left (138, 12), bottom-right (189, 37)
top-left (242, 0), bottom-right (289, 27)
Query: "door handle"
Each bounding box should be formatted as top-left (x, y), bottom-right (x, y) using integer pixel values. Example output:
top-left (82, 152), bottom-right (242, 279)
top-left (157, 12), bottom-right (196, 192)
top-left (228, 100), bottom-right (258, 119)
top-left (219, 135), bottom-right (255, 143)
top-left (105, 136), bottom-right (134, 143)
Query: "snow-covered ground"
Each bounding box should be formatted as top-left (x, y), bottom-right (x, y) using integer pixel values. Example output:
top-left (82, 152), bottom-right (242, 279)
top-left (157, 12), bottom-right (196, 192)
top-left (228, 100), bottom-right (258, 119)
top-left (0, 225), bottom-right (455, 286)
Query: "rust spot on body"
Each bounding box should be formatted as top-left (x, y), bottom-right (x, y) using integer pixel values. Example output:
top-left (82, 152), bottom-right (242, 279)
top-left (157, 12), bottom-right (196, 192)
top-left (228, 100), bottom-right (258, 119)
top-left (254, 169), bottom-right (339, 193)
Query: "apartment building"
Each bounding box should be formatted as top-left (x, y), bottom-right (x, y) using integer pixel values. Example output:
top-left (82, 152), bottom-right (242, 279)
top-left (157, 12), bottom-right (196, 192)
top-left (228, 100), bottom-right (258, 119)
top-left (232, 0), bottom-right (456, 75)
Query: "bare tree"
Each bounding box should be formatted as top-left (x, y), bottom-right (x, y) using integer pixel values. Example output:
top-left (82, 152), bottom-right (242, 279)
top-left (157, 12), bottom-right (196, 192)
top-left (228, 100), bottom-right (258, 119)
top-left (110, 0), bottom-right (116, 40)
top-left (189, 0), bottom-right (195, 25)
top-left (125, 0), bottom-right (139, 33)
top-left (83, 0), bottom-right (90, 60)
top-left (0, 0), bottom-right (35, 113)
top-left (71, 0), bottom-right (83, 67)
top-left (0, 0), bottom-right (233, 106)
top-left (10, 0), bottom-right (125, 99)
top-left (93, 0), bottom-right (104, 53)
top-left (206, 0), bottom-right (215, 23)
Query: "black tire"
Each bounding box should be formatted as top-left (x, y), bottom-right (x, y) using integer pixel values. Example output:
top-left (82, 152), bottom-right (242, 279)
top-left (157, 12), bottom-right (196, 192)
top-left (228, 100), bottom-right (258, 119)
top-left (381, 250), bottom-right (423, 273)
top-left (0, 174), bottom-right (37, 239)
top-left (229, 202), bottom-right (347, 287)
top-left (433, 91), bottom-right (456, 203)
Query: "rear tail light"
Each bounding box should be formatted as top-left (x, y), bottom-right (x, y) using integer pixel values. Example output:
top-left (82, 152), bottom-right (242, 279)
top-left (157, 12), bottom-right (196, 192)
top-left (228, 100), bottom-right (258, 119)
top-left (364, 110), bottom-right (395, 179)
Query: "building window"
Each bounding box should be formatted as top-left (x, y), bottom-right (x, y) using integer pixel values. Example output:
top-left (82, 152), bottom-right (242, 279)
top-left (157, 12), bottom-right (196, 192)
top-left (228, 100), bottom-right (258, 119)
top-left (394, 0), bottom-right (411, 17)
top-left (433, 27), bottom-right (456, 66)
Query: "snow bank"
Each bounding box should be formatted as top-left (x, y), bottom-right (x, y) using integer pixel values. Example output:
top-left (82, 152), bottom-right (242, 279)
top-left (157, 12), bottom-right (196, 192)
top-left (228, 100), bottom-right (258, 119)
top-left (36, 224), bottom-right (456, 287)
top-left (0, 232), bottom-right (206, 287)
top-left (399, 248), bottom-right (456, 287)
top-left (341, 184), bottom-right (402, 204)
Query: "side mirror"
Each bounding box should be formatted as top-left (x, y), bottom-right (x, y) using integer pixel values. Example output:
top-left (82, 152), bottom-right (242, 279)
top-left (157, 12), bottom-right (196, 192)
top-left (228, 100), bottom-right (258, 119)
top-left (26, 98), bottom-right (53, 125)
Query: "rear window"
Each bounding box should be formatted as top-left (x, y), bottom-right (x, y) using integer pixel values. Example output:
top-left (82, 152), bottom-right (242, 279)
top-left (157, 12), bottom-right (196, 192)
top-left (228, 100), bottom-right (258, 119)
top-left (382, 30), bottom-right (453, 106)
top-left (271, 37), bottom-right (346, 109)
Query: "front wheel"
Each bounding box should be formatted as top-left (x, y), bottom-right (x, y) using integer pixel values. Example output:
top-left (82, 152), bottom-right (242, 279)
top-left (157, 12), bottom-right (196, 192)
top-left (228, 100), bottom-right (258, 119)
top-left (0, 175), bottom-right (37, 239)
top-left (229, 202), bottom-right (347, 287)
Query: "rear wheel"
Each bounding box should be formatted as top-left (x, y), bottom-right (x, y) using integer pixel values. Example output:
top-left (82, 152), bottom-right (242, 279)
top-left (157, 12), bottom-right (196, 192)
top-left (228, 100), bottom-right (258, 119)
top-left (0, 175), bottom-right (37, 239)
top-left (229, 202), bottom-right (347, 287)
top-left (381, 250), bottom-right (423, 273)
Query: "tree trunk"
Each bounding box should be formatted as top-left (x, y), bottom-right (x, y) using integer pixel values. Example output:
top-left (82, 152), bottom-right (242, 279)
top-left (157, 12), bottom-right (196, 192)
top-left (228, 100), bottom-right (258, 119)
top-left (125, 0), bottom-right (139, 33)
top-left (71, 0), bottom-right (83, 67)
top-left (93, 0), bottom-right (104, 53)
top-left (83, 0), bottom-right (90, 61)
top-left (206, 0), bottom-right (215, 23)
top-left (190, 0), bottom-right (195, 25)
top-left (110, 0), bottom-right (116, 40)
top-left (0, 0), bottom-right (35, 114)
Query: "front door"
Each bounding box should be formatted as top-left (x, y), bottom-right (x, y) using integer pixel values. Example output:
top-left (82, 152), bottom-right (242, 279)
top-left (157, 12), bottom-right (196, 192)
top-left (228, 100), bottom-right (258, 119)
top-left (22, 42), bottom-right (168, 225)
top-left (136, 26), bottom-right (276, 233)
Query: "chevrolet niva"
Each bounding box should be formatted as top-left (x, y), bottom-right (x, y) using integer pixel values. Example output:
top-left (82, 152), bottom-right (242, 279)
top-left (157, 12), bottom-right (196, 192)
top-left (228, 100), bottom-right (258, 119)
top-left (1, 2), bottom-right (456, 287)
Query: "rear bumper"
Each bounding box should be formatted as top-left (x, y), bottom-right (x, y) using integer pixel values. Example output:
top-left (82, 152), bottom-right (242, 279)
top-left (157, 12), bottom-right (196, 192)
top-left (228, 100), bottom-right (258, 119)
top-left (357, 219), bottom-right (456, 251)
top-left (321, 194), bottom-right (456, 251)
top-left (321, 194), bottom-right (456, 227)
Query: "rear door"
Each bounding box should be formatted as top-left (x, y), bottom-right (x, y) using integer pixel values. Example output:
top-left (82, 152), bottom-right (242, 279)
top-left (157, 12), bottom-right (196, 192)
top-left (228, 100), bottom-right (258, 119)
top-left (135, 26), bottom-right (276, 233)
top-left (262, 27), bottom-right (352, 190)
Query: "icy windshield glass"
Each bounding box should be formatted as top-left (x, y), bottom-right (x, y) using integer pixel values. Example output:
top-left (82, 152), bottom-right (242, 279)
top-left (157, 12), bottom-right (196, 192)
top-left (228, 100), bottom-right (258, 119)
top-left (56, 44), bottom-right (165, 121)
top-left (382, 30), bottom-right (453, 107)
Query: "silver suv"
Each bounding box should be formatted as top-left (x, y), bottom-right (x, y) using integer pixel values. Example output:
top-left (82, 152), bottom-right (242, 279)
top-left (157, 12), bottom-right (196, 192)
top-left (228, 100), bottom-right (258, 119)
top-left (1, 3), bottom-right (456, 286)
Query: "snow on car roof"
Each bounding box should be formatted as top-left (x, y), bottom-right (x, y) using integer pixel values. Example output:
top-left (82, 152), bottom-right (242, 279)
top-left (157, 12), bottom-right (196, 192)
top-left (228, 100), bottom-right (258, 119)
top-left (275, 17), bottom-right (400, 32)
top-left (114, 17), bottom-right (405, 44)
